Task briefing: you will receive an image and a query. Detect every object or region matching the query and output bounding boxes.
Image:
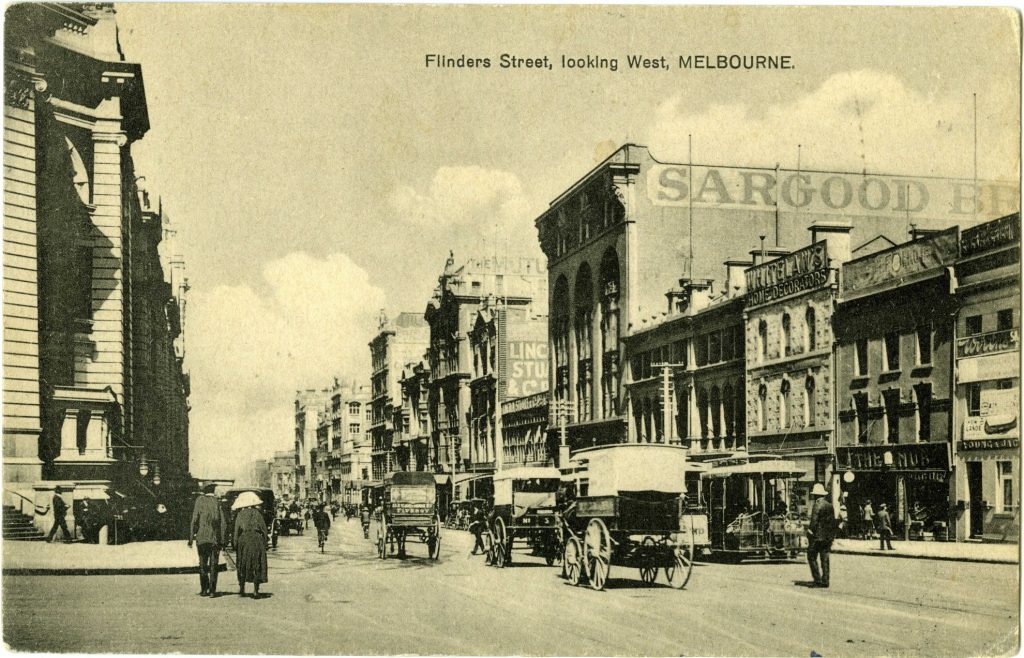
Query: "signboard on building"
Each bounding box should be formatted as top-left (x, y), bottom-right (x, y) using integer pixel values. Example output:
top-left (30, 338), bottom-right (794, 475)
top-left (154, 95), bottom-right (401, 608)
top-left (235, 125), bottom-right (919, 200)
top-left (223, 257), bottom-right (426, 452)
top-left (842, 227), bottom-right (959, 295)
top-left (836, 442), bottom-right (951, 472)
top-left (957, 329), bottom-right (1019, 359)
top-left (961, 213), bottom-right (1020, 258)
top-left (745, 241), bottom-right (829, 307)
top-left (958, 353), bottom-right (1020, 383)
top-left (505, 341), bottom-right (548, 398)
top-left (962, 388), bottom-right (1019, 440)
top-left (646, 164), bottom-right (1019, 221)
top-left (959, 438), bottom-right (1020, 451)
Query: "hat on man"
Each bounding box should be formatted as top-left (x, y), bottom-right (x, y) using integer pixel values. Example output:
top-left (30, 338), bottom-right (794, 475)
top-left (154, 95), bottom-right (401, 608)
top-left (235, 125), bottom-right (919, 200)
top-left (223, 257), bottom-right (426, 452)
top-left (231, 491), bottom-right (262, 510)
top-left (810, 483), bottom-right (828, 497)
top-left (202, 481), bottom-right (217, 494)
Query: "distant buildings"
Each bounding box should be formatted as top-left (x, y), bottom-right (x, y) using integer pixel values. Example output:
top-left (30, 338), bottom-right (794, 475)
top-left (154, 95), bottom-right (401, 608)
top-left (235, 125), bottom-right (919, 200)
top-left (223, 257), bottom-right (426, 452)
top-left (3, 4), bottom-right (191, 539)
top-left (270, 451), bottom-right (296, 502)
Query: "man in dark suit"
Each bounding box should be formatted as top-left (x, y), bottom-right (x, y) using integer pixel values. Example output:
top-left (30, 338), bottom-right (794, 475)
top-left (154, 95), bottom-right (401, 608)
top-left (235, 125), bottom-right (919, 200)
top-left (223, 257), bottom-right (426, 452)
top-left (805, 482), bottom-right (836, 588)
top-left (47, 487), bottom-right (72, 543)
top-left (188, 482), bottom-right (226, 597)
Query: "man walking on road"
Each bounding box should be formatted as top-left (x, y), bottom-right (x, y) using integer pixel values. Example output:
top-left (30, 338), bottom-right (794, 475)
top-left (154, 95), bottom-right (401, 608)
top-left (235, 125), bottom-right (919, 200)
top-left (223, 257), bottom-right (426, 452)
top-left (189, 482), bottom-right (226, 597)
top-left (46, 487), bottom-right (71, 543)
top-left (805, 483), bottom-right (836, 588)
top-left (876, 503), bottom-right (895, 551)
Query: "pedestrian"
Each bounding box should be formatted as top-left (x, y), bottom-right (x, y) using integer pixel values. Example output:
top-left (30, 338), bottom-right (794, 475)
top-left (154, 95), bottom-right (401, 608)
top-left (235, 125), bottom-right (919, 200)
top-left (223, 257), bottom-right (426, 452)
top-left (46, 487), bottom-right (72, 543)
top-left (468, 503), bottom-right (487, 556)
top-left (330, 502), bottom-right (339, 521)
top-left (876, 503), bottom-right (895, 550)
top-left (304, 506), bottom-right (311, 530)
top-left (861, 499), bottom-right (875, 540)
top-left (313, 503), bottom-right (331, 552)
top-left (188, 482), bottom-right (226, 597)
top-left (805, 482), bottom-right (836, 588)
top-left (232, 491), bottom-right (269, 599)
top-left (359, 504), bottom-right (371, 539)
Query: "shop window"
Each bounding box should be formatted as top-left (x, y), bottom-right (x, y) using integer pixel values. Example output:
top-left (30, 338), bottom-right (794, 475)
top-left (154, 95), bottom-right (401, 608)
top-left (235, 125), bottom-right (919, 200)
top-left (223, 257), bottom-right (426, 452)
top-left (805, 307), bottom-right (816, 352)
top-left (998, 462), bottom-right (1016, 513)
top-left (916, 325), bottom-right (932, 365)
top-left (914, 383), bottom-right (932, 441)
top-left (758, 321), bottom-right (768, 363)
top-left (855, 339), bottom-right (869, 376)
top-left (967, 384), bottom-right (982, 416)
top-left (884, 332), bottom-right (901, 371)
top-left (804, 376), bottom-right (816, 427)
top-left (883, 389), bottom-right (900, 443)
top-left (997, 309), bottom-right (1014, 331)
top-left (965, 315), bottom-right (983, 336)
top-left (781, 314), bottom-right (792, 356)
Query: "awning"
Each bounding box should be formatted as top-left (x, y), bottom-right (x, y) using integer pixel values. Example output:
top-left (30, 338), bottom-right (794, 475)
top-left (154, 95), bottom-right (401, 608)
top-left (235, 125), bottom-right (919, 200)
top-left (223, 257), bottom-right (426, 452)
top-left (702, 459), bottom-right (807, 479)
top-left (433, 474), bottom-right (451, 486)
top-left (453, 472), bottom-right (493, 484)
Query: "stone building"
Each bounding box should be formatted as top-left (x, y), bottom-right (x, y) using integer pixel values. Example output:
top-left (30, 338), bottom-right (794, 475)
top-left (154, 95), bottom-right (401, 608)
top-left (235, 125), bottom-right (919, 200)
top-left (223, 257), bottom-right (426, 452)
top-left (294, 388), bottom-right (331, 500)
top-left (368, 311), bottom-right (428, 481)
top-left (3, 3), bottom-right (191, 538)
top-left (834, 227), bottom-right (960, 540)
top-left (270, 450), bottom-right (296, 502)
top-left (501, 391), bottom-right (551, 468)
top-left (397, 357), bottom-right (431, 472)
top-left (952, 213), bottom-right (1020, 542)
top-left (423, 252), bottom-right (546, 476)
top-left (744, 222), bottom-right (853, 514)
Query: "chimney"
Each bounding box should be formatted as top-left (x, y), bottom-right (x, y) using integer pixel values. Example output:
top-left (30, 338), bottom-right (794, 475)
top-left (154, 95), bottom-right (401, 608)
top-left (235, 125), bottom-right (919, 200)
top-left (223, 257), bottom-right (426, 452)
top-left (724, 258), bottom-right (754, 297)
top-left (909, 226), bottom-right (942, 242)
top-left (809, 219), bottom-right (854, 265)
top-left (748, 246), bottom-right (791, 266)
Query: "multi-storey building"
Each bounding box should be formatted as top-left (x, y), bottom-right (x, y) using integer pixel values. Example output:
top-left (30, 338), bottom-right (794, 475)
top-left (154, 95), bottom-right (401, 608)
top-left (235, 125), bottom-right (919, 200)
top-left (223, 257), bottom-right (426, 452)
top-left (246, 459), bottom-right (271, 489)
top-left (397, 357), bottom-right (431, 472)
top-left (535, 143), bottom-right (1017, 457)
top-left (835, 227), bottom-right (959, 540)
top-left (501, 391), bottom-right (551, 468)
top-left (467, 296), bottom-right (548, 474)
top-left (294, 388), bottom-right (331, 501)
top-left (270, 450), bottom-right (296, 502)
top-left (953, 213), bottom-right (1020, 542)
top-left (3, 4), bottom-right (192, 538)
top-left (424, 252), bottom-right (546, 476)
top-left (744, 222), bottom-right (853, 513)
top-left (369, 311), bottom-right (429, 481)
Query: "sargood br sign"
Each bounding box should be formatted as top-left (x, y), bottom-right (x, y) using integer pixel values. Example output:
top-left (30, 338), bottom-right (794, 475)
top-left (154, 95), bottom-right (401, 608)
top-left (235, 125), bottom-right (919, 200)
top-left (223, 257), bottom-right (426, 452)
top-left (745, 241), bottom-right (829, 307)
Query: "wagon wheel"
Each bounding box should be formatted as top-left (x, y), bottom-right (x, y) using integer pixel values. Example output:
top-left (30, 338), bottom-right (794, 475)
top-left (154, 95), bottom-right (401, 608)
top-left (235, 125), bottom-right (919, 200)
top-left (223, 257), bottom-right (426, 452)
top-left (492, 517), bottom-right (508, 569)
top-left (584, 518), bottom-right (612, 591)
top-left (639, 536), bottom-right (659, 585)
top-left (665, 527), bottom-right (695, 589)
top-left (427, 518), bottom-right (441, 560)
top-left (563, 534), bottom-right (584, 585)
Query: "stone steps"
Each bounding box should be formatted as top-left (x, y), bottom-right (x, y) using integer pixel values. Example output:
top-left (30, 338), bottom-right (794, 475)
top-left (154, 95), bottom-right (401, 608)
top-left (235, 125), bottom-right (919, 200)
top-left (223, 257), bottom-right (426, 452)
top-left (2, 505), bottom-right (46, 541)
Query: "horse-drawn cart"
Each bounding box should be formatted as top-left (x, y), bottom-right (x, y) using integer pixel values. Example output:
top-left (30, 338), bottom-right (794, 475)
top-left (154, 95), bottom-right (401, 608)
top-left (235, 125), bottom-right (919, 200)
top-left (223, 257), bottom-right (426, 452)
top-left (375, 471), bottom-right (441, 560)
top-left (488, 467), bottom-right (563, 568)
top-left (561, 444), bottom-right (708, 591)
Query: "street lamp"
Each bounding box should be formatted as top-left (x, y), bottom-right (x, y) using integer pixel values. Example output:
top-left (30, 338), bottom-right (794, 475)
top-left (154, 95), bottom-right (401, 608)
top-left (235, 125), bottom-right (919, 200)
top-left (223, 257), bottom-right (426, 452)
top-left (138, 456), bottom-right (150, 478)
top-left (152, 464), bottom-right (161, 487)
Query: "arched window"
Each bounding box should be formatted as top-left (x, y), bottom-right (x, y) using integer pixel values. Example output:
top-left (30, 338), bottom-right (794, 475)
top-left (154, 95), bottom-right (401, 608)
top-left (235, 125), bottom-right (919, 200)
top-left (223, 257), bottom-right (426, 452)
top-left (697, 388), bottom-right (709, 438)
top-left (805, 306), bottom-right (816, 352)
top-left (723, 384), bottom-right (734, 437)
top-left (782, 313), bottom-right (792, 356)
top-left (804, 376), bottom-right (816, 427)
top-left (710, 386), bottom-right (722, 438)
top-left (552, 276), bottom-right (570, 404)
top-left (599, 249), bottom-right (621, 418)
top-left (779, 379), bottom-right (791, 429)
top-left (574, 264), bottom-right (594, 422)
top-left (757, 384), bottom-right (767, 432)
top-left (758, 320), bottom-right (768, 363)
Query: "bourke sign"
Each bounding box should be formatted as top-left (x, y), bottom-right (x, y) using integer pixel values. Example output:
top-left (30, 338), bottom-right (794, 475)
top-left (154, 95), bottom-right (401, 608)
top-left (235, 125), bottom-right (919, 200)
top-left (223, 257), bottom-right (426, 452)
top-left (505, 341), bottom-right (548, 398)
top-left (646, 164), bottom-right (1019, 221)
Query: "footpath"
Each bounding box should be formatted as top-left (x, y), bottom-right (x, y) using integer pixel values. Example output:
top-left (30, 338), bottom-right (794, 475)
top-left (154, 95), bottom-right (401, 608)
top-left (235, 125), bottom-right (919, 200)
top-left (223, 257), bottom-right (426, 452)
top-left (830, 537), bottom-right (1018, 564)
top-left (2, 539), bottom-right (227, 575)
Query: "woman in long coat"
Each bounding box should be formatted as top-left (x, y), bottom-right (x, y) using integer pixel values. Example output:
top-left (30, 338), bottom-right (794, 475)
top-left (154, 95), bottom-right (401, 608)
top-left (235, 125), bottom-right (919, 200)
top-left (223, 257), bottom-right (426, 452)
top-left (232, 492), bottom-right (269, 598)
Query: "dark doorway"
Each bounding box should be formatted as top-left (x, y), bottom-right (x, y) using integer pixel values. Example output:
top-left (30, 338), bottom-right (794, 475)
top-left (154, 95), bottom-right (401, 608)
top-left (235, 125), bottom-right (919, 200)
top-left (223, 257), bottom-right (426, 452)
top-left (967, 462), bottom-right (984, 537)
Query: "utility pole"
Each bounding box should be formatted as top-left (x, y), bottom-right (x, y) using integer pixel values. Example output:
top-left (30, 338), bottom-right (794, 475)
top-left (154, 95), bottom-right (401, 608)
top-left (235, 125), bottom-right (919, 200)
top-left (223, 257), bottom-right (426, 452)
top-left (655, 362), bottom-right (687, 445)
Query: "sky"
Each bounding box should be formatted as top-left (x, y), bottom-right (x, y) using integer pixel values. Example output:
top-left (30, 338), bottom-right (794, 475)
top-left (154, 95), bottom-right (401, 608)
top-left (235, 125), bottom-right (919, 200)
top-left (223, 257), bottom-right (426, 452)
top-left (112, 5), bottom-right (1020, 480)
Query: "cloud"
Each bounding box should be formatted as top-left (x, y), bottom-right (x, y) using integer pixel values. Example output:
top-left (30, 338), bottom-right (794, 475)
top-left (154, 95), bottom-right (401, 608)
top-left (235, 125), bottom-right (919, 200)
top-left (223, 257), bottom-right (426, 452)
top-left (646, 69), bottom-right (1018, 181)
top-left (186, 252), bottom-right (386, 479)
top-left (388, 165), bottom-right (531, 228)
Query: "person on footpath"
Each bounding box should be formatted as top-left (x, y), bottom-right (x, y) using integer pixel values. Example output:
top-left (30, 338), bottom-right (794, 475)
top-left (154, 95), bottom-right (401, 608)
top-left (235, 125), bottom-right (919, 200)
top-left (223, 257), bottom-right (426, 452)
top-left (313, 503), bottom-right (331, 552)
top-left (805, 483), bottom-right (836, 588)
top-left (468, 503), bottom-right (487, 556)
top-left (876, 503), bottom-right (895, 551)
top-left (188, 482), bottom-right (226, 597)
top-left (232, 491), bottom-right (269, 599)
top-left (861, 499), bottom-right (875, 539)
top-left (46, 487), bottom-right (72, 543)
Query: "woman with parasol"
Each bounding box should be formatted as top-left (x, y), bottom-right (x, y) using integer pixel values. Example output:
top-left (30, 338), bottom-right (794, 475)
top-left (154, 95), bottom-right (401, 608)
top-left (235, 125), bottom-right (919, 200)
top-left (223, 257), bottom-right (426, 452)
top-left (231, 491), bottom-right (269, 598)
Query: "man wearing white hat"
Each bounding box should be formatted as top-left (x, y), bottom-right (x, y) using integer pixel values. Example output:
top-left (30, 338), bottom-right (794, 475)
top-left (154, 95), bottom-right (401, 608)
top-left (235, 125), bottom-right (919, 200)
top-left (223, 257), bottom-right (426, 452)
top-left (805, 482), bottom-right (837, 588)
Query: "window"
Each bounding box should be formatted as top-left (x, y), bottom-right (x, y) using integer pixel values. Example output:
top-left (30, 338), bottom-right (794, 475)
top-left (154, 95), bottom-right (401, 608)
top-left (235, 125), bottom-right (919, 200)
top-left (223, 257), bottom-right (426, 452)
top-left (757, 385), bottom-right (767, 432)
top-left (914, 383), bottom-right (932, 441)
top-left (349, 402), bottom-right (360, 415)
top-left (999, 462), bottom-right (1016, 512)
top-left (779, 380), bottom-right (790, 429)
top-left (758, 321), bottom-right (768, 363)
top-left (855, 339), bottom-right (869, 376)
top-left (916, 325), bottom-right (932, 365)
top-left (967, 384), bottom-right (982, 416)
top-left (696, 335), bottom-right (708, 367)
top-left (804, 376), bottom-right (816, 427)
top-left (709, 331), bottom-right (721, 363)
top-left (853, 394), bottom-right (869, 444)
top-left (998, 379), bottom-right (1015, 390)
top-left (782, 314), bottom-right (792, 356)
top-left (710, 386), bottom-right (721, 438)
top-left (349, 423), bottom-right (360, 435)
top-left (966, 315), bottom-right (983, 336)
top-left (884, 333), bottom-right (901, 371)
top-left (697, 388), bottom-right (709, 439)
top-left (883, 389), bottom-right (900, 443)
top-left (997, 309), bottom-right (1014, 331)
top-left (805, 307), bottom-right (816, 352)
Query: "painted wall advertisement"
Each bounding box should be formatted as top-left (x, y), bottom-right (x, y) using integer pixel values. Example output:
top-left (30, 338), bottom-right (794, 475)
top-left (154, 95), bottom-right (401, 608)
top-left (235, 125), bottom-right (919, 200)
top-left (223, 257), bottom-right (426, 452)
top-left (745, 240), bottom-right (829, 307)
top-left (962, 388), bottom-right (1019, 442)
top-left (505, 341), bottom-right (548, 399)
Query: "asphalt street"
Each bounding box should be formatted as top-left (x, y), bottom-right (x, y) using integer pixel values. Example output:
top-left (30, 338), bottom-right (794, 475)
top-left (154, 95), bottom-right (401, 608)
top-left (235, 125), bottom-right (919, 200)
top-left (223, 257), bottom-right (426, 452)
top-left (3, 518), bottom-right (1018, 656)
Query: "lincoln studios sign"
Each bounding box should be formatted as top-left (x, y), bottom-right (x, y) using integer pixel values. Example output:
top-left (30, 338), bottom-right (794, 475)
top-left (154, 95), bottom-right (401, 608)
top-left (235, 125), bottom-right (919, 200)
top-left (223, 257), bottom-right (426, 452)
top-left (745, 241), bottom-right (829, 307)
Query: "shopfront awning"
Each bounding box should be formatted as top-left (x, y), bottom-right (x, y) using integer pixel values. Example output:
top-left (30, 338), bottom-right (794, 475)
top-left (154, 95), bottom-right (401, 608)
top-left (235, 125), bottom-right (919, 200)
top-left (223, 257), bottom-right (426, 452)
top-left (433, 474), bottom-right (451, 486)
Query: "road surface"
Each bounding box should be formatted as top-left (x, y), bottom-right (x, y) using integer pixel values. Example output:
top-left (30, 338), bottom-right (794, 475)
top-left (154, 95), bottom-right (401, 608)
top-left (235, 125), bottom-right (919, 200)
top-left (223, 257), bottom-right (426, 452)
top-left (4, 518), bottom-right (1018, 655)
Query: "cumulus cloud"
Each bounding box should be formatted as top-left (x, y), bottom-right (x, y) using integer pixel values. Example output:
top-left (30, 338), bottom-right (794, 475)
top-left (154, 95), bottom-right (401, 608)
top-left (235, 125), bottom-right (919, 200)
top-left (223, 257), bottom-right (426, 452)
top-left (186, 252), bottom-right (386, 479)
top-left (646, 69), bottom-right (1018, 181)
top-left (389, 165), bottom-right (532, 228)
